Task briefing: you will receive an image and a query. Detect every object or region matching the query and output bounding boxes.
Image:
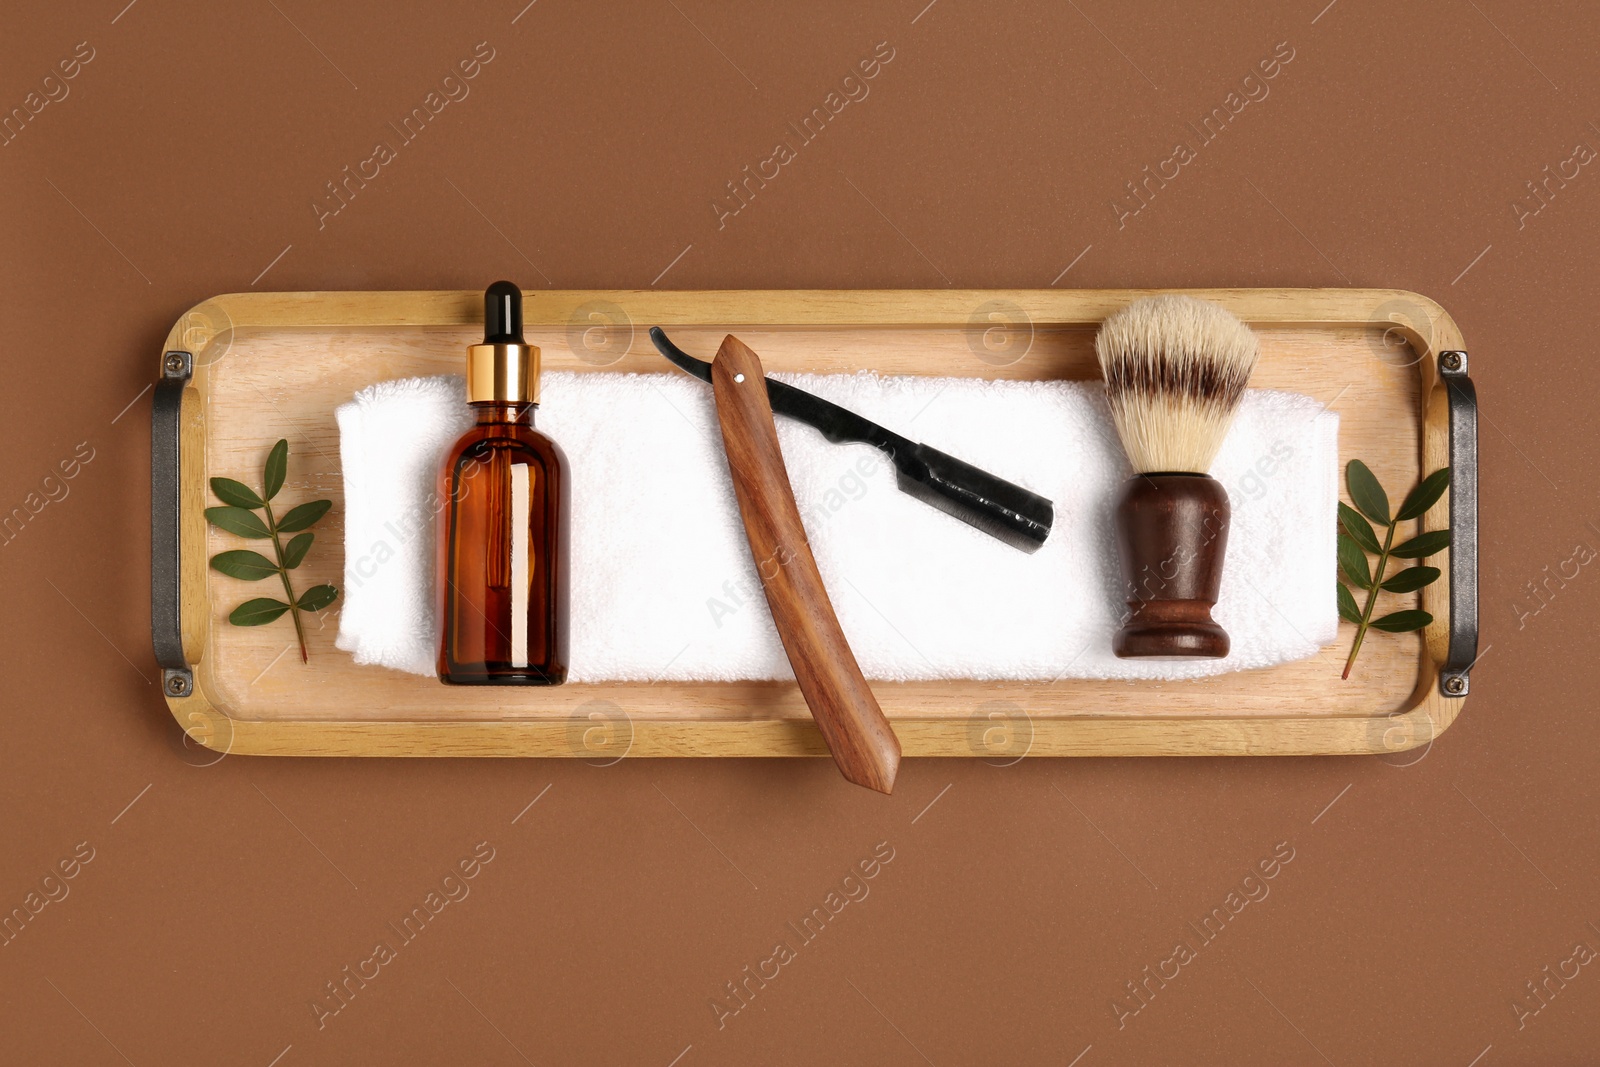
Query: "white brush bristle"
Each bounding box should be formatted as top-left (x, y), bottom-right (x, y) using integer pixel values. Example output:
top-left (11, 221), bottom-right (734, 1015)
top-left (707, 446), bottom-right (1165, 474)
top-left (1094, 295), bottom-right (1260, 474)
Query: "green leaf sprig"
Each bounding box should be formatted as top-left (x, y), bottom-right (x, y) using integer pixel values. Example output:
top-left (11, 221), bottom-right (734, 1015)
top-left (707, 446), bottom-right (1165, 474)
top-left (1337, 460), bottom-right (1451, 680)
top-left (205, 439), bottom-right (338, 663)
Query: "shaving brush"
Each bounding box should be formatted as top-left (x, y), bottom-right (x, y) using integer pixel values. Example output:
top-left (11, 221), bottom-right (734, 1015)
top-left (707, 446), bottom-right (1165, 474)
top-left (1095, 295), bottom-right (1259, 658)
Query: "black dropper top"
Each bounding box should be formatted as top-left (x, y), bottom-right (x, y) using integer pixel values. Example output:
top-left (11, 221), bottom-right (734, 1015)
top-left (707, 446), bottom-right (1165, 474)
top-left (484, 281), bottom-right (523, 343)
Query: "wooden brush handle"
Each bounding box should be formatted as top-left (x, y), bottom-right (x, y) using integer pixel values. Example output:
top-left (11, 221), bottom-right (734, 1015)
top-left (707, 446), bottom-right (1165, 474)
top-left (710, 335), bottom-right (901, 794)
top-left (1112, 473), bottom-right (1231, 658)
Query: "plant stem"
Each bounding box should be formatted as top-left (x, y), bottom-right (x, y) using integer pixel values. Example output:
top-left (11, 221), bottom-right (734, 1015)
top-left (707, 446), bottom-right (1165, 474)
top-left (262, 501), bottom-right (308, 663)
top-left (1343, 519), bottom-right (1397, 680)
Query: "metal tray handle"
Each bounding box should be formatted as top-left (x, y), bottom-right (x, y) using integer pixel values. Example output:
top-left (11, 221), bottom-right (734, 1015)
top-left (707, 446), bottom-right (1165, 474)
top-left (1437, 351), bottom-right (1477, 697)
top-left (151, 350), bottom-right (192, 698)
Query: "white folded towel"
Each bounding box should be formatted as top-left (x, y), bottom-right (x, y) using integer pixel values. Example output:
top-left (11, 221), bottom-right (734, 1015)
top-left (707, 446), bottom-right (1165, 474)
top-left (336, 371), bottom-right (1338, 682)
top-left (334, 375), bottom-right (473, 675)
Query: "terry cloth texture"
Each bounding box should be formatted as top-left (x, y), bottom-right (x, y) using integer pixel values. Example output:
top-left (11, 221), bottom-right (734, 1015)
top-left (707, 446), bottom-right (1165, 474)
top-left (335, 371), bottom-right (1339, 682)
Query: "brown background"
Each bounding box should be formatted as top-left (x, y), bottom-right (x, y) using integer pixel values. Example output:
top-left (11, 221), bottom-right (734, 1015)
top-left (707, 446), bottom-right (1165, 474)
top-left (3, 0), bottom-right (1597, 1063)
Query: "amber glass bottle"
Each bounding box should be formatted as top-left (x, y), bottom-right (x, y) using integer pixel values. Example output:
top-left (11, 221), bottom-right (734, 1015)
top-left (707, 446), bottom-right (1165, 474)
top-left (437, 282), bottom-right (569, 685)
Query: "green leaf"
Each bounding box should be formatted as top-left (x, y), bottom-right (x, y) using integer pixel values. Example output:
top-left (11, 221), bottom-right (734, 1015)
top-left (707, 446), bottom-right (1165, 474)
top-left (1381, 565), bottom-right (1441, 593)
top-left (275, 499), bottom-right (331, 533)
top-left (263, 439), bottom-right (288, 501)
top-left (1395, 467), bottom-right (1450, 522)
top-left (282, 531), bottom-right (314, 569)
top-left (210, 477), bottom-right (263, 509)
top-left (1346, 460), bottom-right (1391, 526)
top-left (1337, 582), bottom-right (1361, 623)
top-left (210, 549), bottom-right (279, 580)
top-left (205, 506), bottom-right (271, 538)
top-left (1338, 501), bottom-right (1382, 554)
top-left (229, 597), bottom-right (291, 625)
top-left (297, 584), bottom-right (339, 612)
top-left (1370, 609), bottom-right (1433, 633)
top-left (1338, 533), bottom-right (1372, 589)
top-left (1391, 529), bottom-right (1452, 559)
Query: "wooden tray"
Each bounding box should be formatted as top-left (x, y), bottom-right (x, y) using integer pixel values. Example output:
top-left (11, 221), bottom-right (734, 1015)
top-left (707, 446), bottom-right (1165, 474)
top-left (150, 289), bottom-right (1478, 760)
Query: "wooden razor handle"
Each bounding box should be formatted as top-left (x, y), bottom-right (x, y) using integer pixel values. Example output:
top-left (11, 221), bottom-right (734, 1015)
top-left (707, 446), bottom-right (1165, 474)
top-left (710, 335), bottom-right (901, 794)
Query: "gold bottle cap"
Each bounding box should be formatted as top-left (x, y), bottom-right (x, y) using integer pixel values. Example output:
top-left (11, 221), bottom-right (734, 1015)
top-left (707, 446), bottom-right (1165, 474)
top-left (466, 342), bottom-right (540, 404)
top-left (467, 281), bottom-right (539, 403)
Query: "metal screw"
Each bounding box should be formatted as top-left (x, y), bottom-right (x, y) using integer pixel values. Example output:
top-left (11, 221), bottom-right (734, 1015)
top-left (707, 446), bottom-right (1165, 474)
top-left (164, 353), bottom-right (186, 374)
top-left (1440, 352), bottom-right (1463, 372)
top-left (1443, 675), bottom-right (1465, 695)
